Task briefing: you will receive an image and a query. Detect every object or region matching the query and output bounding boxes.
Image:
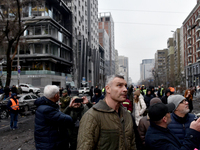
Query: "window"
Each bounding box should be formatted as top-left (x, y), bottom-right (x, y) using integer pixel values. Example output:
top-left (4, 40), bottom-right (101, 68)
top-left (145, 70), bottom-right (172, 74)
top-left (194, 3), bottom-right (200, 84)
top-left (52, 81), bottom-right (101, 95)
top-left (35, 44), bottom-right (43, 54)
top-left (35, 26), bottom-right (41, 35)
top-left (24, 95), bottom-right (32, 100)
top-left (31, 95), bottom-right (38, 99)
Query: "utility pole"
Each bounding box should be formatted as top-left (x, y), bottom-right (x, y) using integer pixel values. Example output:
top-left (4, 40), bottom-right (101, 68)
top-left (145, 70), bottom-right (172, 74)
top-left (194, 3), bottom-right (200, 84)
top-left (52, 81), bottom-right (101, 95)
top-left (17, 45), bottom-right (20, 87)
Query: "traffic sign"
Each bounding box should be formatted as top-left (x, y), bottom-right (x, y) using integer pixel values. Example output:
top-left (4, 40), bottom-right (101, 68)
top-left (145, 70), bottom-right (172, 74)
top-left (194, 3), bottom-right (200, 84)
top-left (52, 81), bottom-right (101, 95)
top-left (18, 66), bottom-right (21, 70)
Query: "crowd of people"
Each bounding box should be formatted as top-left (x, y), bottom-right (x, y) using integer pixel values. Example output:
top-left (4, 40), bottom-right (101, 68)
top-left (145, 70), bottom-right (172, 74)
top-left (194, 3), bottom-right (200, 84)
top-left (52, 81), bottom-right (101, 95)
top-left (2, 76), bottom-right (200, 150)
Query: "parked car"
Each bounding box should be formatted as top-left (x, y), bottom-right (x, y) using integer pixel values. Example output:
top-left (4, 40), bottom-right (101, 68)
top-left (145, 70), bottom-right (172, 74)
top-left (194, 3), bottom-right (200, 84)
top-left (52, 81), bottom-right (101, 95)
top-left (0, 94), bottom-right (39, 119)
top-left (78, 87), bottom-right (90, 94)
top-left (70, 88), bottom-right (79, 96)
top-left (19, 83), bottom-right (40, 94)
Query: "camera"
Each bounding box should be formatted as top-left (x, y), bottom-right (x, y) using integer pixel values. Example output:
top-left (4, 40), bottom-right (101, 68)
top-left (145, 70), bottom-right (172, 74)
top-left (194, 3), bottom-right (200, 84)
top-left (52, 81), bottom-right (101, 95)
top-left (74, 98), bottom-right (83, 103)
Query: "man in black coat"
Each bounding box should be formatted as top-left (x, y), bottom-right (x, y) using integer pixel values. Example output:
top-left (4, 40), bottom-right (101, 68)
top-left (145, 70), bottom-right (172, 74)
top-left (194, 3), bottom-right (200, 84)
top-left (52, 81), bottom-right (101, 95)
top-left (34, 85), bottom-right (72, 150)
top-left (4, 86), bottom-right (10, 99)
top-left (145, 103), bottom-right (200, 150)
top-left (11, 85), bottom-right (17, 94)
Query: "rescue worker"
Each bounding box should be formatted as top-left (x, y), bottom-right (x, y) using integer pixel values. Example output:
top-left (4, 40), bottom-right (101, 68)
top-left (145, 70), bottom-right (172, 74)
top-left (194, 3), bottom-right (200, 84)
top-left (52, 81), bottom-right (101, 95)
top-left (157, 85), bottom-right (164, 98)
top-left (7, 93), bottom-right (19, 130)
top-left (60, 89), bottom-right (71, 112)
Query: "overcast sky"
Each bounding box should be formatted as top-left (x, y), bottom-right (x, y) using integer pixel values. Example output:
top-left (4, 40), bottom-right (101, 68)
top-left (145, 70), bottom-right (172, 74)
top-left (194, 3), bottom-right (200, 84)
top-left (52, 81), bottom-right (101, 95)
top-left (98, 0), bottom-right (197, 83)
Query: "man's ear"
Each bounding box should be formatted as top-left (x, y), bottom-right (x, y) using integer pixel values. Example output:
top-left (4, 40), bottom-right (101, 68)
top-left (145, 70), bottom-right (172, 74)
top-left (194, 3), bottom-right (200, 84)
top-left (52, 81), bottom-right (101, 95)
top-left (105, 85), bottom-right (110, 94)
top-left (163, 116), bottom-right (167, 123)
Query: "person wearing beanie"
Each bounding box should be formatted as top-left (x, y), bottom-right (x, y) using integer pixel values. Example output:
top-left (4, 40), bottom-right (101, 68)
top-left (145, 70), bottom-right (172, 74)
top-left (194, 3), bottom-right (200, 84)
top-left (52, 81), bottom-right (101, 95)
top-left (7, 93), bottom-right (19, 130)
top-left (145, 102), bottom-right (200, 150)
top-left (132, 89), bottom-right (147, 126)
top-left (137, 98), bottom-right (162, 149)
top-left (168, 94), bottom-right (197, 146)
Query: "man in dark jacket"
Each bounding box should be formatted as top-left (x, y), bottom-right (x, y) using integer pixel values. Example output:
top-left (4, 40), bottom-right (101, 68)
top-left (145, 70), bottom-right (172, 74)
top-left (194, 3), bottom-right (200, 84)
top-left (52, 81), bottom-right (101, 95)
top-left (168, 95), bottom-right (196, 145)
top-left (144, 88), bottom-right (153, 108)
top-left (11, 85), bottom-right (17, 94)
top-left (64, 96), bottom-right (93, 150)
top-left (145, 103), bottom-right (200, 150)
top-left (7, 93), bottom-right (19, 130)
top-left (161, 89), bottom-right (171, 104)
top-left (138, 98), bottom-right (162, 149)
top-left (91, 88), bottom-right (104, 104)
top-left (34, 85), bottom-right (73, 150)
top-left (4, 86), bottom-right (10, 99)
top-left (89, 86), bottom-right (93, 101)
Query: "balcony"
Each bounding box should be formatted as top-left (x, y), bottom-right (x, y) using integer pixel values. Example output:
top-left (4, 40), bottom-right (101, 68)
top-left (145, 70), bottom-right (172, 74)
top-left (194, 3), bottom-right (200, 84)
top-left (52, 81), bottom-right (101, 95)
top-left (188, 61), bottom-right (192, 65)
top-left (188, 52), bottom-right (192, 57)
top-left (187, 26), bottom-right (191, 31)
top-left (187, 44), bottom-right (192, 49)
top-left (197, 57), bottom-right (200, 62)
top-left (196, 15), bottom-right (200, 22)
top-left (197, 47), bottom-right (200, 53)
top-left (196, 26), bottom-right (200, 32)
top-left (187, 35), bottom-right (192, 40)
top-left (197, 37), bottom-right (200, 42)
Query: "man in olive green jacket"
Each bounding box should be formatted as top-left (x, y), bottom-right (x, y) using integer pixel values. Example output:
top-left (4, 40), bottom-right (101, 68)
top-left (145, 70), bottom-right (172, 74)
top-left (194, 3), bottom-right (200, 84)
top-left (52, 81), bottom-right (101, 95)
top-left (60, 89), bottom-right (71, 112)
top-left (77, 75), bottom-right (137, 150)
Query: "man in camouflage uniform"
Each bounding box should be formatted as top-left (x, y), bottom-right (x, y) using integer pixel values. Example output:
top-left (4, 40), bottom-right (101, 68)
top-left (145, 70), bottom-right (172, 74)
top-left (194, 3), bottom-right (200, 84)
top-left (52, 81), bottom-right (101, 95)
top-left (60, 89), bottom-right (71, 112)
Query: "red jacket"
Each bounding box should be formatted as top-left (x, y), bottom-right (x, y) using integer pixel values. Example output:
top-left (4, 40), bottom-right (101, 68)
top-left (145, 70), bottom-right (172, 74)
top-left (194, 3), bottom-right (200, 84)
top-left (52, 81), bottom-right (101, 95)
top-left (122, 99), bottom-right (133, 113)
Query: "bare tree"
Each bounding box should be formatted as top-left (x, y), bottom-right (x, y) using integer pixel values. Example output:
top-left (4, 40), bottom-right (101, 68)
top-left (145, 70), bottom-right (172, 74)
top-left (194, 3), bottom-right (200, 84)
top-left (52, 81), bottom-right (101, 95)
top-left (0, 0), bottom-right (38, 87)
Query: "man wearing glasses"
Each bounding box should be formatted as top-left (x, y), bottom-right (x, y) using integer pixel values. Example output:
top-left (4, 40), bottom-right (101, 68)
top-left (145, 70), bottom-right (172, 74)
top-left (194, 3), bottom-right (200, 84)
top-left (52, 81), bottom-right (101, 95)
top-left (167, 95), bottom-right (197, 145)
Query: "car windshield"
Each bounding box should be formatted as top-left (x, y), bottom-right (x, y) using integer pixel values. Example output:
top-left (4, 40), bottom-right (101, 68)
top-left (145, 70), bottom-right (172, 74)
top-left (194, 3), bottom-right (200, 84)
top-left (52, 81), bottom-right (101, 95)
top-left (28, 84), bottom-right (33, 87)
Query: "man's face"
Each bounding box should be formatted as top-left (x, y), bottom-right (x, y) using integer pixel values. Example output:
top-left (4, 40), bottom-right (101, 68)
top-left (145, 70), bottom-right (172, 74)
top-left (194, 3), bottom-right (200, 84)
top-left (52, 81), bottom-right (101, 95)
top-left (166, 92), bottom-right (171, 97)
top-left (13, 95), bottom-right (17, 99)
top-left (62, 92), bottom-right (67, 97)
top-left (55, 92), bottom-right (60, 102)
top-left (106, 77), bottom-right (127, 102)
top-left (176, 99), bottom-right (190, 114)
top-left (72, 102), bottom-right (81, 108)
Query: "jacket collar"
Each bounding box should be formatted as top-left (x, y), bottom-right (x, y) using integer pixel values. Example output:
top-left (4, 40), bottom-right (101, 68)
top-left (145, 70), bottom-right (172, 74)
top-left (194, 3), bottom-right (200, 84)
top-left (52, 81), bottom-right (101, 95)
top-left (93, 99), bottom-right (124, 113)
top-left (171, 112), bottom-right (188, 123)
top-left (150, 121), bottom-right (170, 133)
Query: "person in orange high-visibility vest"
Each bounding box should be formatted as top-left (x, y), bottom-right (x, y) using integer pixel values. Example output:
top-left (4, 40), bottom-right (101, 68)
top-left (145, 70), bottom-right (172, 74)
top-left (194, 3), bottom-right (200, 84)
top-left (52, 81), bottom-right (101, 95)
top-left (7, 93), bottom-right (19, 130)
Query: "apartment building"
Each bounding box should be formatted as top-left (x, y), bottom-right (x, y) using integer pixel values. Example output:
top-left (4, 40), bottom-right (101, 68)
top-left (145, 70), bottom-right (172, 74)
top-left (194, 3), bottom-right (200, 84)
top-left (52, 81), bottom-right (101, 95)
top-left (115, 50), bottom-right (119, 75)
top-left (66, 0), bottom-right (99, 87)
top-left (140, 59), bottom-right (155, 82)
top-left (98, 12), bottom-right (115, 75)
top-left (99, 28), bottom-right (110, 77)
top-left (99, 45), bottom-right (105, 88)
top-left (154, 49), bottom-right (168, 85)
top-left (0, 0), bottom-right (73, 89)
top-left (118, 56), bottom-right (129, 82)
top-left (166, 38), bottom-right (175, 86)
top-left (183, 0), bottom-right (200, 87)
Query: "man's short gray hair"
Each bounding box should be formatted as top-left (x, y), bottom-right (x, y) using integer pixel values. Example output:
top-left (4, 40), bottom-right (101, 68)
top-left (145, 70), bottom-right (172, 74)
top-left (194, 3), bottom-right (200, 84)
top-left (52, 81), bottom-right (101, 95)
top-left (44, 85), bottom-right (59, 99)
top-left (106, 74), bottom-right (125, 86)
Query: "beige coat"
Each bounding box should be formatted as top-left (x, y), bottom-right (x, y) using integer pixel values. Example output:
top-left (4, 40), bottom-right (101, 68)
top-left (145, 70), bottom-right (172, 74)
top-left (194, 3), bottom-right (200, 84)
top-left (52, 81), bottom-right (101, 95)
top-left (133, 94), bottom-right (147, 126)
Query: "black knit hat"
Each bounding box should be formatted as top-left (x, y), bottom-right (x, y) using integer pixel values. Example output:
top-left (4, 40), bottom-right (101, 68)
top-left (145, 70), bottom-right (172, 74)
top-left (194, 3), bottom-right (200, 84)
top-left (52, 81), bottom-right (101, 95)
top-left (148, 103), bottom-right (175, 121)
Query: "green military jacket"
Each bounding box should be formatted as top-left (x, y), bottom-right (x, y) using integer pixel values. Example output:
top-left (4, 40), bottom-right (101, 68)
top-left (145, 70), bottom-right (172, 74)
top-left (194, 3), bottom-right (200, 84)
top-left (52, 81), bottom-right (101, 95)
top-left (77, 99), bottom-right (137, 150)
top-left (60, 95), bottom-right (71, 110)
